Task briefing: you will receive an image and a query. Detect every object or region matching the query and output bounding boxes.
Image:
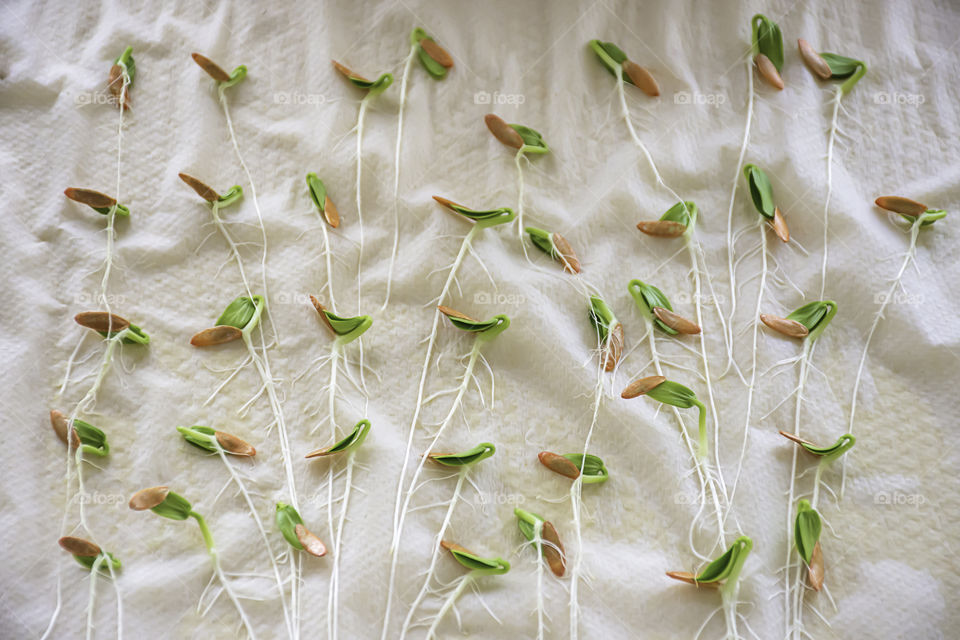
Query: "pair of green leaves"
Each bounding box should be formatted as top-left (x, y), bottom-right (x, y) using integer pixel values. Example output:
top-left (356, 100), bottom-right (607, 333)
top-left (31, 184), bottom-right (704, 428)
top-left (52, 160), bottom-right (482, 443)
top-left (436, 197), bottom-right (516, 229)
top-left (411, 28), bottom-right (449, 79)
top-left (915, 208), bottom-right (948, 227)
top-left (589, 40), bottom-right (628, 77)
top-left (795, 500), bottom-right (821, 565)
top-left (446, 545), bottom-right (511, 575)
top-left (442, 309), bottom-right (511, 341)
top-left (115, 46), bottom-right (136, 86)
top-left (644, 379), bottom-right (701, 410)
top-left (744, 164), bottom-right (776, 219)
top-left (216, 185), bottom-right (244, 208)
top-left (526, 227), bottom-right (558, 256)
top-left (150, 491), bottom-right (195, 521)
top-left (306, 173), bottom-right (329, 214)
top-left (275, 503), bottom-right (307, 550)
top-left (819, 52), bottom-right (867, 94)
top-left (341, 66), bottom-right (393, 94)
top-left (220, 65), bottom-right (247, 91)
top-left (588, 296), bottom-right (618, 344)
top-left (695, 535), bottom-right (754, 584)
top-left (751, 14), bottom-right (783, 71)
top-left (74, 419), bottom-right (110, 457)
top-left (321, 308), bottom-right (373, 344)
top-left (785, 432), bottom-right (856, 460)
top-left (307, 420), bottom-right (372, 458)
top-left (75, 551), bottom-right (122, 572)
top-left (99, 324), bottom-right (150, 345)
top-left (787, 300), bottom-right (837, 342)
top-left (565, 453), bottom-right (609, 484)
top-left (628, 279), bottom-right (676, 335)
top-left (661, 201), bottom-right (698, 229)
top-left (514, 508), bottom-right (545, 541)
top-left (513, 124), bottom-right (549, 154)
top-left (430, 442), bottom-right (496, 467)
top-left (217, 295), bottom-right (264, 333)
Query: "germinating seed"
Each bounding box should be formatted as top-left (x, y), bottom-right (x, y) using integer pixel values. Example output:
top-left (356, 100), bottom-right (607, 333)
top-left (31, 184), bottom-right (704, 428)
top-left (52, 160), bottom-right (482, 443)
top-left (190, 325), bottom-right (243, 346)
top-left (178, 173), bottom-right (219, 202)
top-left (759, 314), bottom-right (809, 338)
top-left (191, 53), bottom-right (231, 83)
top-left (622, 60), bottom-right (659, 96)
top-left (755, 53), bottom-right (784, 90)
top-left (484, 113), bottom-right (524, 149)
top-left (74, 311), bottom-right (130, 333)
top-left (636, 220), bottom-right (687, 238)
top-left (875, 196), bottom-right (928, 216)
top-left (798, 39), bottom-right (832, 80)
top-left (652, 307), bottom-right (701, 335)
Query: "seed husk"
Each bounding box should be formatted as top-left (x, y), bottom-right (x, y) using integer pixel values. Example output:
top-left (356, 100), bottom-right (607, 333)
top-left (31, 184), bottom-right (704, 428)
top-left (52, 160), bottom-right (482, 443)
top-left (420, 38), bottom-right (454, 68)
top-left (798, 39), bottom-right (832, 80)
top-left (190, 325), bottom-right (243, 347)
top-left (541, 521), bottom-right (566, 577)
top-left (770, 206), bottom-right (790, 243)
top-left (538, 451), bottom-right (581, 479)
top-left (621, 375), bottom-right (666, 399)
top-left (440, 540), bottom-right (474, 556)
top-left (759, 314), bottom-right (809, 338)
top-left (484, 113), bottom-right (524, 149)
top-left (623, 60), bottom-right (660, 96)
top-left (215, 431), bottom-right (256, 456)
top-left (437, 305), bottom-right (475, 322)
top-left (59, 536), bottom-right (102, 557)
top-left (875, 196), bottom-right (928, 216)
top-left (129, 486), bottom-right (170, 511)
top-left (603, 322), bottom-right (624, 371)
top-left (295, 523), bottom-right (328, 557)
top-left (665, 570), bottom-right (720, 588)
top-left (107, 64), bottom-right (131, 110)
top-left (807, 541), bottom-right (824, 591)
top-left (778, 430), bottom-right (823, 453)
top-left (322, 196), bottom-right (340, 228)
top-left (178, 173), bottom-right (219, 202)
top-left (75, 311), bottom-right (130, 333)
top-left (309, 295), bottom-right (337, 335)
top-left (191, 53), bottom-right (231, 83)
top-left (432, 195), bottom-right (470, 215)
top-left (755, 53), bottom-right (784, 90)
top-left (636, 220), bottom-right (687, 238)
top-left (64, 188), bottom-right (116, 209)
top-left (332, 60), bottom-right (368, 83)
top-left (552, 233), bottom-right (581, 273)
top-left (50, 409), bottom-right (80, 448)
top-left (652, 307), bottom-right (701, 335)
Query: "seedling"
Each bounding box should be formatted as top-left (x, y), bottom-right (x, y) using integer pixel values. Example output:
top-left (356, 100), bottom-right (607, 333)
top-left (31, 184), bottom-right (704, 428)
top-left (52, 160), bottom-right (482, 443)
top-left (130, 487), bottom-right (257, 637)
top-left (514, 508), bottom-right (566, 640)
top-left (623, 376), bottom-right (709, 458)
top-left (484, 113), bottom-right (548, 247)
top-left (333, 60), bottom-right (393, 309)
top-left (275, 503), bottom-right (327, 557)
top-left (846, 201), bottom-right (945, 492)
top-left (399, 443), bottom-right (496, 639)
top-left (793, 500), bottom-right (824, 591)
top-left (525, 226), bottom-right (581, 273)
top-left (57, 536), bottom-right (121, 640)
top-left (107, 46), bottom-right (135, 110)
top-left (424, 541), bottom-right (509, 639)
top-left (589, 40), bottom-right (660, 96)
top-left (538, 451), bottom-right (609, 484)
top-left (386, 28), bottom-right (454, 309)
top-left (382, 200), bottom-right (513, 635)
top-left (667, 536), bottom-right (754, 639)
top-left (383, 307), bottom-right (509, 637)
top-left (750, 15), bottom-right (784, 89)
top-left (588, 296), bottom-right (623, 372)
top-left (305, 174), bottom-right (342, 317)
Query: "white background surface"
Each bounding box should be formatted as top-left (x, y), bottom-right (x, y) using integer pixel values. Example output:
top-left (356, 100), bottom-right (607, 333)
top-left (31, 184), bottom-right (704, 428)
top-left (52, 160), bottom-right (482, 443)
top-left (2, 0), bottom-right (959, 638)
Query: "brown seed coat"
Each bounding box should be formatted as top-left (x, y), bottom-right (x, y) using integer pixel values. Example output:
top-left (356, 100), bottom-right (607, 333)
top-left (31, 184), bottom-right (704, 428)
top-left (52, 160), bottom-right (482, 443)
top-left (755, 53), bottom-right (784, 90)
top-left (636, 220), bottom-right (687, 238)
top-left (59, 536), bottom-right (102, 557)
top-left (551, 233), bottom-right (581, 273)
top-left (309, 295), bottom-right (337, 335)
top-left (75, 311), bottom-right (130, 333)
top-left (665, 570), bottom-right (720, 588)
top-left (129, 486), bottom-right (169, 511)
top-left (331, 60), bottom-right (368, 83)
top-left (484, 114), bottom-right (524, 149)
top-left (215, 431), bottom-right (256, 456)
top-left (798, 39), bottom-right (832, 80)
top-left (807, 541), bottom-right (824, 591)
top-left (437, 305), bottom-right (475, 322)
top-left (107, 64), bottom-right (132, 111)
top-left (652, 307), bottom-right (701, 335)
top-left (295, 523), bottom-right (328, 557)
top-left (623, 60), bottom-right (660, 96)
top-left (603, 323), bottom-right (624, 371)
top-left (538, 451), bottom-right (581, 479)
top-left (875, 196), bottom-right (928, 216)
top-left (64, 188), bottom-right (116, 209)
top-left (50, 410), bottom-right (80, 448)
top-left (541, 521), bottom-right (566, 577)
top-left (322, 196), bottom-right (340, 228)
top-left (770, 206), bottom-right (790, 243)
top-left (190, 325), bottom-right (243, 347)
top-left (192, 53), bottom-right (231, 83)
top-left (759, 314), bottom-right (809, 338)
top-left (178, 173), bottom-right (219, 202)
top-left (420, 39), bottom-right (454, 68)
top-left (621, 375), bottom-right (667, 399)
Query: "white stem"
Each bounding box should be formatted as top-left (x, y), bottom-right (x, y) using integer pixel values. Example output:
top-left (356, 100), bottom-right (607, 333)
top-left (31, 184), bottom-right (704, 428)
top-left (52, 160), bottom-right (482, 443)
top-left (355, 94), bottom-right (372, 310)
top-left (399, 469), bottom-right (467, 639)
top-left (327, 343), bottom-right (341, 550)
top-left (320, 222), bottom-right (337, 313)
top-left (514, 150), bottom-right (526, 244)
top-left (328, 451), bottom-right (356, 640)
top-left (85, 555), bottom-right (105, 640)
top-left (208, 546), bottom-right (258, 640)
top-left (534, 521), bottom-right (545, 640)
top-left (424, 574), bottom-right (473, 640)
top-left (819, 87), bottom-right (843, 299)
top-left (725, 221), bottom-right (767, 522)
top-left (725, 56), bottom-right (754, 374)
top-left (381, 227), bottom-right (479, 639)
top-left (383, 45), bottom-right (418, 310)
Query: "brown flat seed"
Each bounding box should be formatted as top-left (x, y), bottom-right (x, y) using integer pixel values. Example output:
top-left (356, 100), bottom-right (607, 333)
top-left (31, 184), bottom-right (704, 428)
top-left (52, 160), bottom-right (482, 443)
top-left (440, 540), bottom-right (474, 556)
top-left (621, 375), bottom-right (667, 399)
top-left (437, 305), bottom-right (475, 322)
top-left (623, 60), bottom-right (660, 96)
top-left (484, 113), bottom-right (524, 149)
top-left (798, 39), bottom-right (832, 80)
top-left (875, 196), bottom-right (928, 216)
top-left (295, 524), bottom-right (328, 557)
top-left (420, 38), bottom-right (454, 68)
top-left (192, 53), bottom-right (231, 83)
top-left (636, 220), bottom-right (687, 238)
top-left (129, 486), bottom-right (169, 511)
top-left (64, 188), bottom-right (116, 209)
top-left (755, 53), bottom-right (784, 90)
top-left (603, 323), bottom-right (624, 372)
top-left (323, 196), bottom-right (340, 228)
top-left (107, 64), bottom-right (132, 110)
top-left (178, 173), bottom-right (219, 202)
top-left (665, 571), bottom-right (720, 588)
top-left (215, 431), bottom-right (256, 456)
top-left (309, 295), bottom-right (336, 335)
top-left (332, 60), bottom-right (369, 83)
top-left (653, 307), bottom-right (701, 335)
top-left (552, 233), bottom-right (581, 273)
top-left (759, 313), bottom-right (809, 338)
top-left (190, 325), bottom-right (243, 347)
top-left (541, 521), bottom-right (566, 577)
top-left (432, 195), bottom-right (470, 215)
top-left (770, 206), bottom-right (790, 242)
top-left (59, 536), bottom-right (102, 557)
top-left (778, 430), bottom-right (815, 448)
top-left (50, 410), bottom-right (79, 448)
top-left (538, 451), bottom-right (580, 480)
top-left (807, 541), bottom-right (824, 591)
top-left (304, 442), bottom-right (339, 458)
top-left (75, 311), bottom-right (130, 333)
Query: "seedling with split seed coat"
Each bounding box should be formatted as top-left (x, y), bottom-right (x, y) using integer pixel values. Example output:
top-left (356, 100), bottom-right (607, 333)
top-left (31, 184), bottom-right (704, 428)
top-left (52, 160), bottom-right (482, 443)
top-left (423, 542), bottom-right (510, 639)
top-left (751, 14), bottom-right (784, 89)
top-left (515, 508), bottom-right (566, 640)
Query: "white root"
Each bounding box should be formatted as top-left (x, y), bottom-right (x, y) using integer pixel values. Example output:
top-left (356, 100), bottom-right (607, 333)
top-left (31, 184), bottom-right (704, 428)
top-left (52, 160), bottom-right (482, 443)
top-left (424, 573), bottom-right (474, 640)
top-left (355, 93), bottom-right (373, 309)
top-left (328, 450), bottom-right (357, 640)
top-left (819, 87), bottom-right (843, 299)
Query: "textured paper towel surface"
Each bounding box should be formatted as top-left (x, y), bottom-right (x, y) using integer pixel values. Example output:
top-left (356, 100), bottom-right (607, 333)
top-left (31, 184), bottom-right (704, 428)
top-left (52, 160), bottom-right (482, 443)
top-left (2, 0), bottom-right (959, 638)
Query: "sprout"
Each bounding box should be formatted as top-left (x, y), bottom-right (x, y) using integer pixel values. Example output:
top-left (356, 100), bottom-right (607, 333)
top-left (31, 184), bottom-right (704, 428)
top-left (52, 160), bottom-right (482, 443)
top-left (588, 39), bottom-right (660, 96)
top-left (484, 114), bottom-right (549, 154)
top-left (304, 420), bottom-right (371, 459)
top-left (63, 188), bottom-right (130, 217)
top-left (72, 419), bottom-right (110, 457)
top-left (332, 61), bottom-right (393, 94)
top-left (275, 503), bottom-right (327, 558)
top-left (760, 300), bottom-right (837, 342)
top-left (628, 279), bottom-right (700, 335)
top-left (177, 425), bottom-right (256, 457)
top-left (514, 508), bottom-right (566, 577)
top-left (178, 172), bottom-right (243, 207)
top-left (427, 442), bottom-right (496, 467)
top-left (588, 296), bottom-right (623, 371)
top-left (750, 14), bottom-right (784, 89)
top-left (743, 163), bottom-right (789, 242)
top-left (622, 376), bottom-right (709, 458)
top-left (58, 536), bottom-right (121, 572)
top-left (191, 295), bottom-right (264, 346)
top-left (306, 173), bottom-right (340, 228)
top-left (191, 53), bottom-right (246, 90)
top-left (309, 295), bottom-right (372, 344)
top-left (876, 195), bottom-right (947, 227)
top-left (432, 195), bottom-right (516, 229)
top-left (667, 535), bottom-right (754, 586)
top-left (797, 39), bottom-right (866, 95)
top-left (411, 28), bottom-right (454, 78)
top-left (794, 500), bottom-right (824, 591)
top-left (780, 432), bottom-right (855, 460)
top-left (437, 306), bottom-right (511, 341)
top-left (525, 226), bottom-right (581, 273)
top-left (73, 311), bottom-right (149, 344)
